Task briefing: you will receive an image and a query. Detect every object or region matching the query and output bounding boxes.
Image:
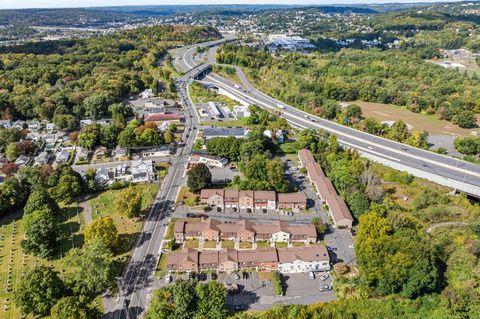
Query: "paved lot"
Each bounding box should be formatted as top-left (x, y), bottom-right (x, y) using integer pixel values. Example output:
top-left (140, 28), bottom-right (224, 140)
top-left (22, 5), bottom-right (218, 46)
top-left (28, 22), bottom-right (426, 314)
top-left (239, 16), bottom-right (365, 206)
top-left (162, 271), bottom-right (335, 311)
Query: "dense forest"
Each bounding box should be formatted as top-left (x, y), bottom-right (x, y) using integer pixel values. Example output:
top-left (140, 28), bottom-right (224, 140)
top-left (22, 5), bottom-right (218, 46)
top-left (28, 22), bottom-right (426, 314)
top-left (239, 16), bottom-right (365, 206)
top-left (217, 44), bottom-right (480, 128)
top-left (0, 25), bottom-right (220, 122)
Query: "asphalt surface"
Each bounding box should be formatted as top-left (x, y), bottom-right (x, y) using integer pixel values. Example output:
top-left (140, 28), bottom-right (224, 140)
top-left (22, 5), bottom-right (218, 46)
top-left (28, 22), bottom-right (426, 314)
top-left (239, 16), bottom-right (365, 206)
top-left (175, 37), bottom-right (480, 196)
top-left (108, 52), bottom-right (204, 319)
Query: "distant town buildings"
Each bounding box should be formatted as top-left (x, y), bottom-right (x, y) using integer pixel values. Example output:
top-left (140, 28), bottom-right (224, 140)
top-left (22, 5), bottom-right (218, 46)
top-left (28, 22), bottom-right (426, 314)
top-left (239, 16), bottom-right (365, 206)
top-left (266, 34), bottom-right (315, 52)
top-left (202, 127), bottom-right (248, 140)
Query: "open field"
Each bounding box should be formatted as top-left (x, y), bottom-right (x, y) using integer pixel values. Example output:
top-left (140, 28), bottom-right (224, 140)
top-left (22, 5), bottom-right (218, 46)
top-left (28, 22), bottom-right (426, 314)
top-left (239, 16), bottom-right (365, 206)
top-left (345, 101), bottom-right (480, 137)
top-left (88, 183), bottom-right (160, 267)
top-left (176, 186), bottom-right (198, 206)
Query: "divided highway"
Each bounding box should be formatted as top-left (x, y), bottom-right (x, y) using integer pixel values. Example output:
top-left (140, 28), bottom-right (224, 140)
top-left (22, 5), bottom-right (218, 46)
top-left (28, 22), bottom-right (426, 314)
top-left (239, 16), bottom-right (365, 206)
top-left (177, 37), bottom-right (480, 196)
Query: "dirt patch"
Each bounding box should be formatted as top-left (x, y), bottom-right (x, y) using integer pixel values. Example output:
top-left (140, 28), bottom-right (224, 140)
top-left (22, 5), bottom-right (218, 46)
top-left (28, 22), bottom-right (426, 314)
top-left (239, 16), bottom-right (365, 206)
top-left (347, 100), bottom-right (480, 137)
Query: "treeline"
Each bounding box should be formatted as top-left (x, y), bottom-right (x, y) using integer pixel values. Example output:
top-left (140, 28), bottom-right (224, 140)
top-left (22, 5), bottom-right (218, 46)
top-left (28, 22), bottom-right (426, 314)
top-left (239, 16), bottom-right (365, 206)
top-left (0, 25), bottom-right (220, 121)
top-left (217, 44), bottom-right (480, 128)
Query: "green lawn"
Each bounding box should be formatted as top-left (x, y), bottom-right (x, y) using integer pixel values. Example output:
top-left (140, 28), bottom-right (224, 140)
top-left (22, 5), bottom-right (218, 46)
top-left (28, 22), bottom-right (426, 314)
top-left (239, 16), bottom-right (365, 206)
top-left (189, 81), bottom-right (237, 108)
top-left (165, 218), bottom-right (177, 241)
top-left (256, 240), bottom-right (270, 248)
top-left (203, 240), bottom-right (217, 249)
top-left (88, 183), bottom-right (160, 269)
top-left (279, 140), bottom-right (301, 154)
top-left (184, 239), bottom-right (199, 249)
top-left (176, 186), bottom-right (199, 206)
top-left (221, 240), bottom-right (235, 249)
top-left (202, 118), bottom-right (249, 128)
top-left (275, 242), bottom-right (288, 248)
top-left (239, 241), bottom-right (253, 249)
top-left (155, 253), bottom-right (168, 279)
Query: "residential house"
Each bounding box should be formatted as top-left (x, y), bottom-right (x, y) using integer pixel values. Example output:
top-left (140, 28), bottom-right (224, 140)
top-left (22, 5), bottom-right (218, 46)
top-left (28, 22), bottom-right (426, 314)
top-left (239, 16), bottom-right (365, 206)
top-left (27, 121), bottom-right (41, 132)
top-left (92, 147), bottom-right (108, 161)
top-left (141, 145), bottom-right (171, 158)
top-left (15, 155), bottom-right (31, 167)
top-left (55, 149), bottom-right (70, 163)
top-left (263, 129), bottom-right (285, 143)
top-left (239, 190), bottom-right (254, 210)
top-left (277, 245), bottom-right (330, 274)
top-left (218, 248), bottom-right (239, 272)
top-left (224, 189), bottom-right (239, 208)
top-left (12, 120), bottom-right (25, 130)
top-left (131, 159), bottom-right (154, 183)
top-left (76, 148), bottom-right (89, 162)
top-left (198, 251), bottom-right (219, 271)
top-left (140, 89), bottom-right (155, 99)
top-left (256, 248), bottom-right (279, 271)
top-left (113, 145), bottom-right (128, 159)
top-left (34, 151), bottom-right (51, 166)
top-left (254, 191), bottom-right (276, 210)
top-left (202, 127), bottom-right (247, 141)
top-left (277, 193), bottom-right (307, 211)
top-left (298, 149), bottom-right (354, 228)
top-left (95, 167), bottom-right (116, 185)
top-left (166, 248), bottom-right (199, 273)
top-left (190, 152), bottom-right (228, 168)
top-left (46, 122), bottom-right (56, 132)
top-left (200, 189), bottom-right (224, 208)
top-left (0, 120), bottom-right (12, 128)
top-left (80, 119), bottom-right (93, 128)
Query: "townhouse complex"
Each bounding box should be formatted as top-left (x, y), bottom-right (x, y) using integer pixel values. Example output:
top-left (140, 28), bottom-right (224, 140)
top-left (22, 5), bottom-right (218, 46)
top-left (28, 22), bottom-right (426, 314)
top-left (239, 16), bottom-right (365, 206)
top-left (174, 219), bottom-right (317, 244)
top-left (200, 189), bottom-right (307, 211)
top-left (166, 245), bottom-right (331, 274)
top-left (298, 149), bottom-right (354, 228)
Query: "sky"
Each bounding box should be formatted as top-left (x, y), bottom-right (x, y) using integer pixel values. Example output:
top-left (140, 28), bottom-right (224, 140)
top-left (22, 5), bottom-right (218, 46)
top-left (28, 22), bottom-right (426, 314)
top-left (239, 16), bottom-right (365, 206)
top-left (0, 0), bottom-right (462, 10)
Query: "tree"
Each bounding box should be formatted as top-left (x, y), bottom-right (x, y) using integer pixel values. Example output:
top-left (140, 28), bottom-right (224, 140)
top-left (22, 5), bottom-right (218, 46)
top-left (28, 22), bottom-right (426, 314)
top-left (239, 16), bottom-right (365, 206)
top-left (77, 124), bottom-right (101, 151)
top-left (163, 129), bottom-right (174, 144)
top-left (311, 217), bottom-right (327, 239)
top-left (297, 129), bottom-right (319, 153)
top-left (344, 104), bottom-right (362, 122)
top-left (1, 162), bottom-right (18, 177)
top-left (63, 239), bottom-right (113, 300)
top-left (83, 93), bottom-right (111, 120)
top-left (21, 208), bottom-right (60, 258)
top-left (15, 266), bottom-right (65, 317)
top-left (5, 142), bottom-right (19, 161)
top-left (187, 163), bottom-right (211, 193)
top-left (172, 279), bottom-right (197, 319)
top-left (53, 114), bottom-right (77, 131)
top-left (84, 217), bottom-right (119, 251)
top-left (115, 185), bottom-right (142, 218)
top-left (195, 281), bottom-right (227, 319)
top-left (24, 188), bottom-right (59, 215)
top-left (348, 191), bottom-right (371, 219)
top-left (51, 296), bottom-right (94, 319)
top-left (453, 110), bottom-right (477, 128)
top-left (144, 288), bottom-right (175, 319)
top-left (51, 172), bottom-right (82, 204)
top-left (0, 175), bottom-right (28, 215)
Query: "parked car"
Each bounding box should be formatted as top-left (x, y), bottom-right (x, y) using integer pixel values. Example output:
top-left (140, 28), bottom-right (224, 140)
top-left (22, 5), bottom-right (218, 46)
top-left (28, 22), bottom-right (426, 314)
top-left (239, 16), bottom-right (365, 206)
top-left (211, 272), bottom-right (218, 280)
top-left (188, 272), bottom-right (195, 280)
top-left (165, 274), bottom-right (172, 284)
top-left (232, 272), bottom-right (240, 280)
top-left (319, 284), bottom-right (332, 292)
top-left (242, 272), bottom-right (249, 280)
top-left (327, 246), bottom-right (337, 251)
top-left (320, 274), bottom-right (329, 281)
top-left (198, 273), bottom-right (207, 281)
top-left (308, 271), bottom-right (315, 280)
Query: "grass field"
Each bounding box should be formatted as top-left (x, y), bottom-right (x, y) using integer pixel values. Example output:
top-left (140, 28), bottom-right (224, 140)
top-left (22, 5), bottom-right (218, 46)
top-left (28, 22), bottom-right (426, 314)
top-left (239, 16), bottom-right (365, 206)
top-left (176, 186), bottom-right (198, 206)
top-left (275, 242), bottom-right (288, 248)
top-left (88, 183), bottom-right (160, 269)
top-left (203, 240), bottom-right (217, 249)
top-left (349, 100), bottom-right (480, 137)
top-left (184, 239), bottom-right (199, 249)
top-left (256, 240), bottom-right (270, 248)
top-left (221, 240), bottom-right (235, 249)
top-left (291, 242), bottom-right (306, 247)
top-left (189, 81), bottom-right (237, 108)
top-left (202, 118), bottom-right (249, 128)
top-left (0, 204), bottom-right (85, 319)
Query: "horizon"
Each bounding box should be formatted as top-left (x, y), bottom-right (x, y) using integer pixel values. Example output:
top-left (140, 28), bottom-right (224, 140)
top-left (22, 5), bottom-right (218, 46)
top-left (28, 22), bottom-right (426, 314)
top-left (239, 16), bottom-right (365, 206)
top-left (0, 0), bottom-right (463, 10)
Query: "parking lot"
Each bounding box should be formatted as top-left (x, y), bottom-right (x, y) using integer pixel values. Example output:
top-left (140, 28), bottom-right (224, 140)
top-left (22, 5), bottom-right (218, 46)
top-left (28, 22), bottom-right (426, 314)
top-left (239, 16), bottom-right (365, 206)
top-left (161, 270), bottom-right (336, 310)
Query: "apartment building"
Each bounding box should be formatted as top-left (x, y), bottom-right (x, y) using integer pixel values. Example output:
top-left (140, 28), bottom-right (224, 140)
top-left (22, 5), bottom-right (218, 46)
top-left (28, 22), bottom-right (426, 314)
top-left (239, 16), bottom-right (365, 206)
top-left (173, 218), bottom-right (317, 244)
top-left (166, 245), bottom-right (330, 274)
top-left (200, 189), bottom-right (307, 211)
top-left (298, 149), bottom-right (354, 228)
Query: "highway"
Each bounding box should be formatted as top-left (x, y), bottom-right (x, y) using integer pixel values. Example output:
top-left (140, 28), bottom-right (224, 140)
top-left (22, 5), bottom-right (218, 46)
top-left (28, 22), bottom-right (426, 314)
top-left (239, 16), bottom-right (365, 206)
top-left (176, 37), bottom-right (480, 196)
top-left (110, 50), bottom-right (203, 319)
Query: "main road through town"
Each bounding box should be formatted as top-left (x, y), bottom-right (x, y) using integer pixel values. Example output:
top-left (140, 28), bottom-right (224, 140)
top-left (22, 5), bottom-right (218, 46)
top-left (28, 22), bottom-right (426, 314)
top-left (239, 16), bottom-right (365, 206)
top-left (108, 44), bottom-right (212, 319)
top-left (175, 36), bottom-right (480, 197)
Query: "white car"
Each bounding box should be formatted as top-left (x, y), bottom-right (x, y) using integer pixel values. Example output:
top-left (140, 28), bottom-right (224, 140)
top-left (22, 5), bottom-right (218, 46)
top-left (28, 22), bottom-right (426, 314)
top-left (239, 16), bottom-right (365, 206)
top-left (308, 271), bottom-right (315, 280)
top-left (320, 274), bottom-right (329, 281)
top-left (165, 274), bottom-right (172, 284)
